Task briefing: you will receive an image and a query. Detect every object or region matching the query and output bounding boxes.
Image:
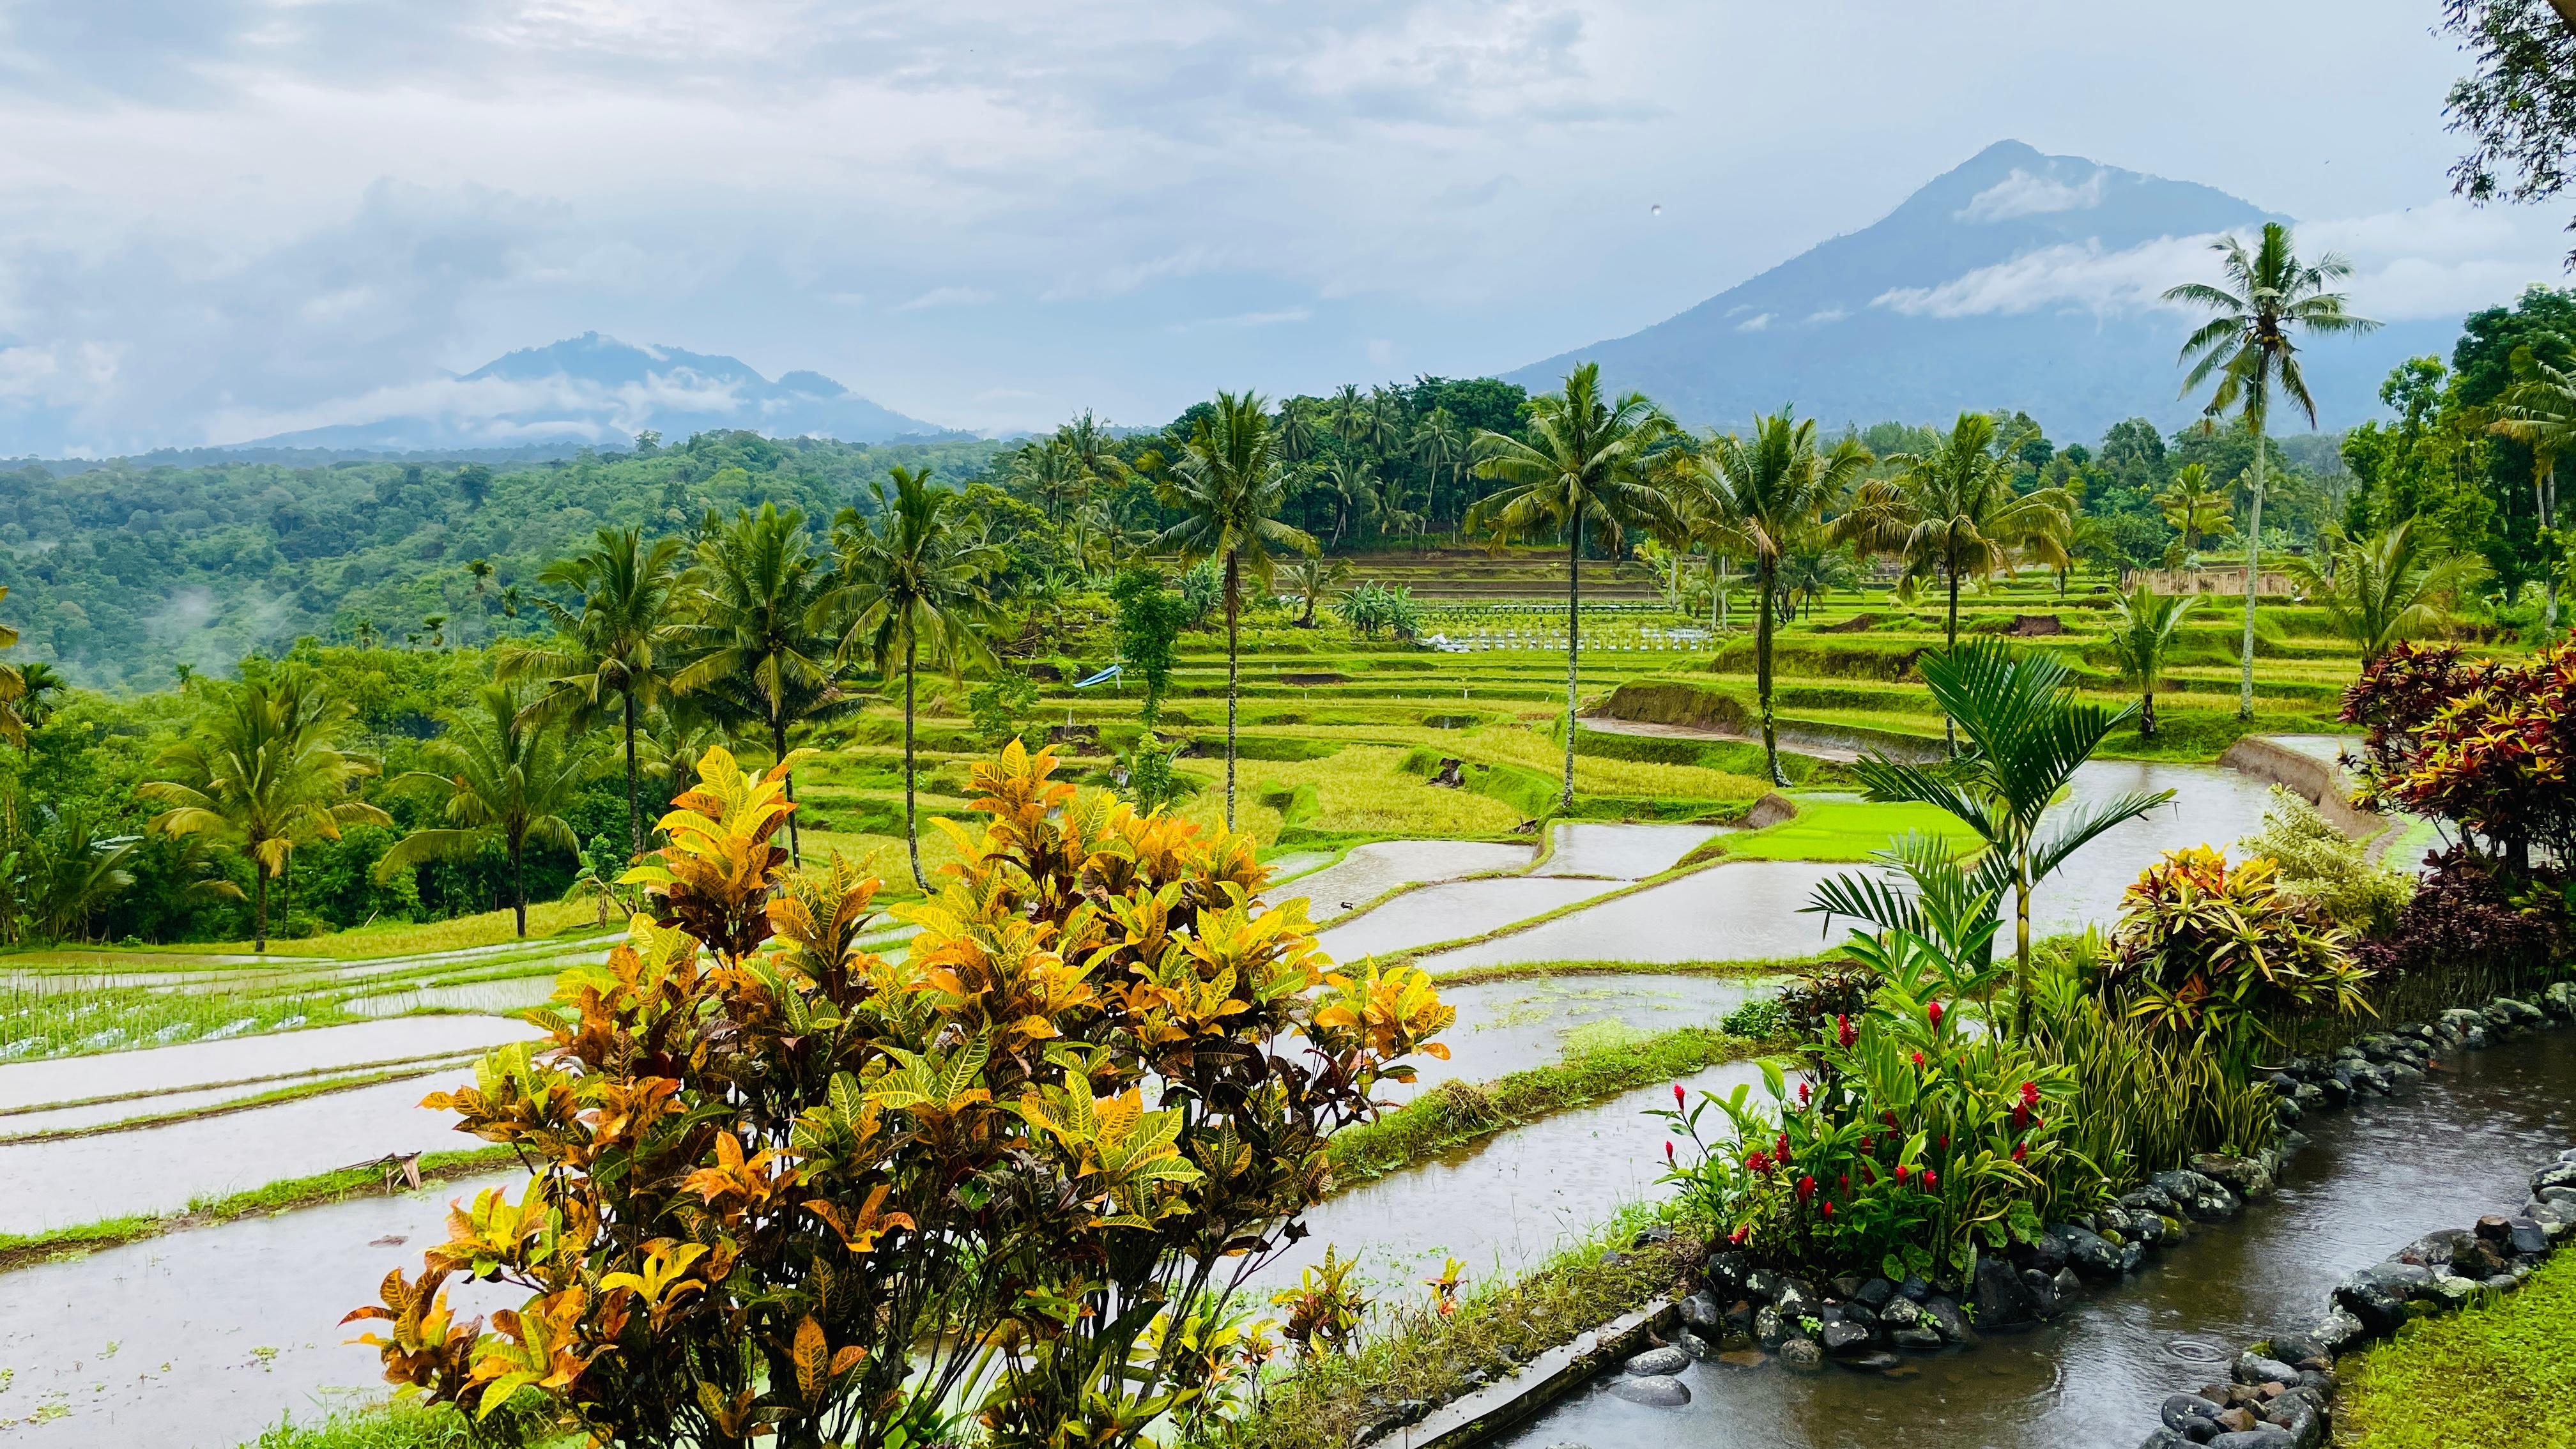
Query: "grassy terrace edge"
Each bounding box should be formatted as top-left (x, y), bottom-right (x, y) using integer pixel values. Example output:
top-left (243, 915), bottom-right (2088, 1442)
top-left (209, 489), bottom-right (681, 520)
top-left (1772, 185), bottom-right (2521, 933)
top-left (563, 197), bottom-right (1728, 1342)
top-left (0, 1144), bottom-right (520, 1276)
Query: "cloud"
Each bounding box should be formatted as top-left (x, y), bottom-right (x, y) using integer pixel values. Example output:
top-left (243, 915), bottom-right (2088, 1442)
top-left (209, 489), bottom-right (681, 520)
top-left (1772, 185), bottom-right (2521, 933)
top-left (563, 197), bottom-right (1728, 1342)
top-left (894, 286), bottom-right (997, 313)
top-left (1734, 312), bottom-right (1772, 332)
top-left (1167, 307), bottom-right (1312, 332)
top-left (1876, 199), bottom-right (2567, 323)
top-left (1957, 167), bottom-right (2106, 222)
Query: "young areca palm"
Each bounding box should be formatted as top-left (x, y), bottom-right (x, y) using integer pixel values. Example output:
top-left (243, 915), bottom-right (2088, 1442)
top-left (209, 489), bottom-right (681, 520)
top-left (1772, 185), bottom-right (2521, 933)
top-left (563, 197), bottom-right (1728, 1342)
top-left (2490, 350), bottom-right (2576, 630)
top-left (1153, 392), bottom-right (1317, 827)
top-left (826, 466), bottom-right (1002, 889)
top-left (2106, 584), bottom-right (2198, 738)
top-left (2165, 222), bottom-right (2380, 718)
top-left (2287, 520), bottom-right (2487, 664)
top-left (1686, 413), bottom-right (1871, 785)
top-left (1412, 406), bottom-right (1466, 528)
top-left (1285, 555), bottom-right (1351, 627)
top-left (142, 670), bottom-right (390, 952)
top-left (373, 685), bottom-right (593, 938)
top-left (672, 504), bottom-right (846, 865)
top-left (1469, 364), bottom-right (1680, 806)
top-left (1850, 641), bottom-right (2173, 1038)
top-left (496, 526), bottom-right (687, 858)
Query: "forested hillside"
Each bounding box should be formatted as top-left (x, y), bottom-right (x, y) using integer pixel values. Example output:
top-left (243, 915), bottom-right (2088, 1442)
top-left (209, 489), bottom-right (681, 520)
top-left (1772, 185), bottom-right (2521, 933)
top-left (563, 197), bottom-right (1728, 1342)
top-left (0, 431), bottom-right (1002, 689)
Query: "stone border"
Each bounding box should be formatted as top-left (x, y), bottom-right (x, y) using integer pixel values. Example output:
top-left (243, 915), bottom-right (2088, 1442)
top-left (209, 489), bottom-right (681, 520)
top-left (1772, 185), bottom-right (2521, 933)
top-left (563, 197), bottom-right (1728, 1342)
top-left (2217, 736), bottom-right (2388, 843)
top-left (2131, 994), bottom-right (2576, 1448)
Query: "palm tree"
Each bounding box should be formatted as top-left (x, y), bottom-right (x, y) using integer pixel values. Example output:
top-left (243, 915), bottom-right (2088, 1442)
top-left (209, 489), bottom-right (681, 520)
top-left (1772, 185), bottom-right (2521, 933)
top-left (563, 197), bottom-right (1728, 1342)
top-left (1836, 412), bottom-right (2074, 653)
top-left (1850, 640), bottom-right (2173, 1038)
top-left (673, 503), bottom-right (846, 865)
top-left (353, 618), bottom-right (378, 650)
top-left (1364, 386), bottom-right (1408, 461)
top-left (1011, 440), bottom-right (1089, 521)
top-left (1329, 384), bottom-right (1367, 446)
top-left (1153, 392), bottom-right (1316, 827)
top-left (1275, 397), bottom-right (1320, 466)
top-left (1413, 407), bottom-right (1467, 529)
top-left (1778, 542), bottom-right (1864, 622)
top-left (424, 615), bottom-right (448, 648)
top-left (1467, 364), bottom-right (1680, 808)
top-left (373, 685), bottom-right (592, 938)
top-left (23, 806), bottom-right (137, 943)
top-left (0, 585), bottom-right (23, 746)
top-left (465, 557), bottom-right (494, 600)
top-left (2153, 461), bottom-right (2235, 564)
top-left (2166, 222), bottom-right (2380, 718)
top-left (1321, 455), bottom-right (1376, 546)
top-left (13, 662), bottom-right (63, 731)
top-left (142, 670), bottom-right (390, 952)
top-left (1284, 555), bottom-right (1351, 627)
top-left (497, 526), bottom-right (687, 858)
top-left (825, 466), bottom-right (1002, 889)
top-left (2491, 349), bottom-right (2576, 631)
top-left (1684, 415), bottom-right (1872, 783)
top-left (2106, 584), bottom-right (2198, 737)
top-left (2287, 519), bottom-right (2487, 664)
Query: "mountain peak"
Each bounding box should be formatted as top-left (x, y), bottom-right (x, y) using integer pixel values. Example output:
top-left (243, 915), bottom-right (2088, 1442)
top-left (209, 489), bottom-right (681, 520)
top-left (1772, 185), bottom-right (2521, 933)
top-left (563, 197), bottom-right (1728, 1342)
top-left (1498, 142), bottom-right (2425, 438)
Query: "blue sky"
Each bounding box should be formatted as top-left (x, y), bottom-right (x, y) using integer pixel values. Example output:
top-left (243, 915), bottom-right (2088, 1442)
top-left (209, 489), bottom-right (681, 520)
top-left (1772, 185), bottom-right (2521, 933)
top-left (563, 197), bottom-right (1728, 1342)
top-left (0, 0), bottom-right (2563, 450)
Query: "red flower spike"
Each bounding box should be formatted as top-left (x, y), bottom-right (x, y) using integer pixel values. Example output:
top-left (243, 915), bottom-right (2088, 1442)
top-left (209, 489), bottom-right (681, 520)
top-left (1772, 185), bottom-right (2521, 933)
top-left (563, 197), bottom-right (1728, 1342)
top-left (1910, 1050), bottom-right (1925, 1069)
top-left (1665, 1140), bottom-right (1676, 1165)
top-left (2019, 1080), bottom-right (2041, 1108)
top-left (1927, 1000), bottom-right (1944, 1028)
top-left (1892, 1163), bottom-right (1909, 1184)
top-left (2012, 1141), bottom-right (2028, 1164)
top-left (1837, 1173), bottom-right (1848, 1192)
top-left (1776, 1133), bottom-right (1790, 1163)
top-left (1729, 1226), bottom-right (1750, 1246)
top-left (1939, 1133), bottom-right (1949, 1149)
top-left (1747, 1149), bottom-right (1768, 1174)
top-left (1675, 1083), bottom-right (1687, 1108)
top-left (1820, 1199), bottom-right (1836, 1218)
top-left (1797, 1174), bottom-right (1816, 1204)
top-left (1798, 1080), bottom-right (1812, 1105)
top-left (1836, 1013), bottom-right (1855, 1048)
top-left (1922, 1169), bottom-right (1938, 1190)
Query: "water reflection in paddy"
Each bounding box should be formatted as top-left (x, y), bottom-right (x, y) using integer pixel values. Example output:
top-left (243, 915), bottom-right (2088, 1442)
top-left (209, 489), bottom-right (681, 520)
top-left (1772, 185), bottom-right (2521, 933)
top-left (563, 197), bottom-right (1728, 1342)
top-left (1284, 839), bottom-right (1536, 920)
top-left (1535, 823), bottom-right (1727, 880)
top-left (0, 1016), bottom-right (545, 1112)
top-left (1500, 1031), bottom-right (2576, 1449)
top-left (1316, 877), bottom-right (1622, 962)
top-left (1383, 973), bottom-right (1778, 1105)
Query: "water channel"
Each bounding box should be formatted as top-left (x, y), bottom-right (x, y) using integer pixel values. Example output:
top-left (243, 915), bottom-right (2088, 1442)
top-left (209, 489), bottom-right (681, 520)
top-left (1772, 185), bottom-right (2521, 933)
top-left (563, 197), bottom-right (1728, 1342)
top-left (1500, 1030), bottom-right (2576, 1449)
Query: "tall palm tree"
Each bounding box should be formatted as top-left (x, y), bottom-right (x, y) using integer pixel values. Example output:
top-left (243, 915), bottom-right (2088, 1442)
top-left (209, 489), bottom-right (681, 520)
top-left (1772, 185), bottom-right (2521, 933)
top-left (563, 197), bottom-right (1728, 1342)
top-left (1468, 364), bottom-right (1680, 808)
top-left (1275, 397), bottom-right (1320, 466)
top-left (2105, 583), bottom-right (2198, 738)
top-left (1364, 386), bottom-right (1408, 461)
top-left (13, 661), bottom-right (63, 731)
top-left (496, 526), bottom-right (687, 858)
top-left (142, 670), bottom-right (390, 952)
top-left (1850, 640), bottom-right (2172, 1038)
top-left (374, 684), bottom-right (592, 938)
top-left (2491, 349), bottom-right (2576, 631)
top-left (1689, 415), bottom-right (1873, 783)
top-left (1153, 392), bottom-right (1316, 827)
top-left (2153, 461), bottom-right (2235, 563)
top-left (2166, 222), bottom-right (2380, 718)
top-left (825, 466), bottom-right (1002, 889)
top-left (2287, 519), bottom-right (2487, 664)
top-left (673, 503), bottom-right (846, 865)
top-left (1322, 455), bottom-right (1376, 546)
top-left (1011, 440), bottom-right (1089, 521)
top-left (1284, 555), bottom-right (1351, 627)
top-left (24, 806), bottom-right (137, 943)
top-left (0, 585), bottom-right (23, 746)
top-left (1329, 384), bottom-right (1367, 446)
top-left (1413, 407), bottom-right (1467, 529)
top-left (1836, 412), bottom-right (2074, 653)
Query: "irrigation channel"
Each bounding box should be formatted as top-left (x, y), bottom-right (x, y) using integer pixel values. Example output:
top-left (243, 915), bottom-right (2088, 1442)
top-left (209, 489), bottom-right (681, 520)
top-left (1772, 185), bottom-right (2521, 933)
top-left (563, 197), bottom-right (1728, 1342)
top-left (0, 748), bottom-right (2394, 1446)
top-left (1498, 1030), bottom-right (2576, 1449)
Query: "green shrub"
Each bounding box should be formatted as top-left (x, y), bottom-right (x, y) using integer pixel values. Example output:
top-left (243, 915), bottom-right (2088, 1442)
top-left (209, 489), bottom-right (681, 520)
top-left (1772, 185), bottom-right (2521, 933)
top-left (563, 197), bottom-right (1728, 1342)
top-left (2239, 788), bottom-right (2413, 935)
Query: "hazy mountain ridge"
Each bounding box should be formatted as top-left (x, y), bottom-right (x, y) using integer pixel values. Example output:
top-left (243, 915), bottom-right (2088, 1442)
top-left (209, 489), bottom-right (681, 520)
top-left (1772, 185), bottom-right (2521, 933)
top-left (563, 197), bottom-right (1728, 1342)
top-left (245, 333), bottom-right (950, 452)
top-left (1506, 141), bottom-right (2453, 438)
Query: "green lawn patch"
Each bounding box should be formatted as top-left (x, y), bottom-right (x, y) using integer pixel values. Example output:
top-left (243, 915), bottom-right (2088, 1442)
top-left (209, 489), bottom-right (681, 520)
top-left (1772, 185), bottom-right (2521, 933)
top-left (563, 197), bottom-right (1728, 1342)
top-left (2334, 1246), bottom-right (2576, 1448)
top-left (1682, 798), bottom-right (1984, 863)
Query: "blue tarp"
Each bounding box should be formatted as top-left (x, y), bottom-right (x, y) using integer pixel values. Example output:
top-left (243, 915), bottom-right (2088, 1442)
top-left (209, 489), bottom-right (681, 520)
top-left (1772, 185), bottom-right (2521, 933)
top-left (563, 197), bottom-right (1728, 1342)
top-left (1073, 664), bottom-right (1123, 688)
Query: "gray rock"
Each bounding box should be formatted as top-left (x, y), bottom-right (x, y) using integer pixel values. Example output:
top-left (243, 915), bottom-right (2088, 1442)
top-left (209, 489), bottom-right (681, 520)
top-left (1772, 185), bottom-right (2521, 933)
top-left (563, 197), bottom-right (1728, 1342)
top-left (2123, 1184), bottom-right (2181, 1217)
top-left (2015, 1232), bottom-right (2070, 1277)
top-left (2534, 1163), bottom-right (2576, 1195)
top-left (1625, 1344), bottom-right (1692, 1377)
top-left (2232, 1350), bottom-right (2298, 1386)
top-left (2510, 1218), bottom-right (2550, 1255)
top-left (1890, 1324), bottom-right (1943, 1348)
top-left (2207, 1429), bottom-right (2297, 1449)
top-left (2336, 1261), bottom-right (2431, 1335)
top-left (1924, 1295), bottom-right (1975, 1345)
top-left (1606, 1374), bottom-right (1691, 1407)
top-left (1819, 1319), bottom-right (1874, 1356)
top-left (2308, 1307), bottom-right (2365, 1353)
top-left (1855, 1276), bottom-right (1897, 1308)
top-left (1878, 1294), bottom-right (1930, 1331)
top-left (2494, 995), bottom-right (2547, 1026)
top-left (2545, 981), bottom-right (2576, 1020)
top-left (1899, 1273), bottom-right (1931, 1301)
top-left (2152, 1169), bottom-right (2242, 1221)
top-left (2021, 1267), bottom-right (2062, 1319)
top-left (1754, 1307), bottom-right (1784, 1348)
top-left (1777, 1338), bottom-right (1824, 1372)
top-left (1974, 1255), bottom-right (2035, 1326)
top-left (1742, 1266), bottom-right (1784, 1302)
top-left (1679, 1291), bottom-right (1721, 1328)
top-left (2425, 1274), bottom-right (2482, 1308)
top-left (2053, 1266), bottom-right (2082, 1302)
top-left (2052, 1222), bottom-right (2126, 1279)
top-left (2162, 1392), bottom-right (2225, 1434)
top-left (1671, 1327), bottom-right (1711, 1360)
top-left (2138, 1431), bottom-right (2193, 1449)
top-left (1773, 1278), bottom-right (1815, 1319)
top-left (2193, 1154), bottom-right (2275, 1200)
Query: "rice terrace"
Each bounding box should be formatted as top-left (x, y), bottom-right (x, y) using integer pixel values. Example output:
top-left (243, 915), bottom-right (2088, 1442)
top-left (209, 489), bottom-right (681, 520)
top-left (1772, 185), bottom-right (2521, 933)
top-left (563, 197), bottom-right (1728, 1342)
top-left (6, 5), bottom-right (2576, 1449)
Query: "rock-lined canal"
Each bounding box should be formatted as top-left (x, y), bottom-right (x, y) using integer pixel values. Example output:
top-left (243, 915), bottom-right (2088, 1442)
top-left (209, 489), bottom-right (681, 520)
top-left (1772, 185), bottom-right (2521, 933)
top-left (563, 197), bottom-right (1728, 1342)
top-left (1496, 1030), bottom-right (2576, 1449)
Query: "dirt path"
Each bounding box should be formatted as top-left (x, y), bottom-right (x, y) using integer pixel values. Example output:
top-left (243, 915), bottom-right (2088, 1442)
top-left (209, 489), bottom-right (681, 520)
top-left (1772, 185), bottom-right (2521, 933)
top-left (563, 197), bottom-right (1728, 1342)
top-left (1579, 712), bottom-right (1866, 763)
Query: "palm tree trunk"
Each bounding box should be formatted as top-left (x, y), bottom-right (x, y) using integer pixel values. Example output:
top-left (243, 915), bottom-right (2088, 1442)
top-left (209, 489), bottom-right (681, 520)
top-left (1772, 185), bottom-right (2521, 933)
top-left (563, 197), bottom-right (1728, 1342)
top-left (510, 836), bottom-right (526, 939)
top-left (622, 689), bottom-right (642, 859)
top-left (1944, 562), bottom-right (1962, 756)
top-left (2238, 428), bottom-right (2266, 721)
top-left (905, 636), bottom-right (927, 892)
top-left (775, 715), bottom-right (800, 867)
top-left (1758, 556), bottom-right (1785, 786)
top-left (1561, 517), bottom-right (1581, 813)
top-left (2141, 673), bottom-right (2158, 739)
top-left (2014, 853), bottom-right (2034, 1040)
top-left (2538, 456), bottom-right (2559, 634)
top-left (1225, 548), bottom-right (1241, 830)
top-left (253, 867), bottom-right (268, 954)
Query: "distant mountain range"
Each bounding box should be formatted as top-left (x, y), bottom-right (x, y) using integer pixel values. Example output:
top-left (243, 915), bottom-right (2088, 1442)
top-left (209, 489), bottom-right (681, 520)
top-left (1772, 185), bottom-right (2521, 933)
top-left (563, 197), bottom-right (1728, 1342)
top-left (1505, 140), bottom-right (2454, 441)
top-left (245, 333), bottom-right (949, 451)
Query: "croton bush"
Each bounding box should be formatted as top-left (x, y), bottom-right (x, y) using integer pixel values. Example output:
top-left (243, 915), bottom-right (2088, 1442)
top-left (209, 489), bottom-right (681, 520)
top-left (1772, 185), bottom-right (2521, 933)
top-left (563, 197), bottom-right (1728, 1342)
top-left (348, 741), bottom-right (1452, 1449)
top-left (2096, 845), bottom-right (2372, 1045)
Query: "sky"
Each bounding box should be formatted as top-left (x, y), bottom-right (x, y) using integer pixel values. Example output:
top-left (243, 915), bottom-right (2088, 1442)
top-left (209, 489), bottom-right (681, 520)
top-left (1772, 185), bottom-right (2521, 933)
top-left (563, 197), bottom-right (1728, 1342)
top-left (0, 0), bottom-right (2567, 452)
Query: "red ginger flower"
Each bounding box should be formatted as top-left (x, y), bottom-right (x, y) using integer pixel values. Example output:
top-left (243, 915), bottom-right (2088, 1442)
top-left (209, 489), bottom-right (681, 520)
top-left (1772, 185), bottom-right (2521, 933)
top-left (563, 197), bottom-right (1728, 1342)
top-left (1911, 1051), bottom-right (1926, 1068)
top-left (1665, 1140), bottom-right (1676, 1165)
top-left (1776, 1133), bottom-right (1790, 1162)
top-left (1675, 1083), bottom-right (1687, 1108)
top-left (1798, 1081), bottom-right (1812, 1105)
top-left (1928, 1000), bottom-right (1945, 1028)
top-left (2019, 1080), bottom-right (2041, 1108)
top-left (1820, 1199), bottom-right (1836, 1218)
top-left (1836, 1013), bottom-right (1855, 1048)
top-left (1797, 1174), bottom-right (1816, 1204)
top-left (2012, 1141), bottom-right (2028, 1163)
top-left (1922, 1169), bottom-right (1939, 1190)
top-left (1892, 1163), bottom-right (1909, 1184)
top-left (1747, 1149), bottom-right (1769, 1174)
top-left (1729, 1226), bottom-right (1750, 1246)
